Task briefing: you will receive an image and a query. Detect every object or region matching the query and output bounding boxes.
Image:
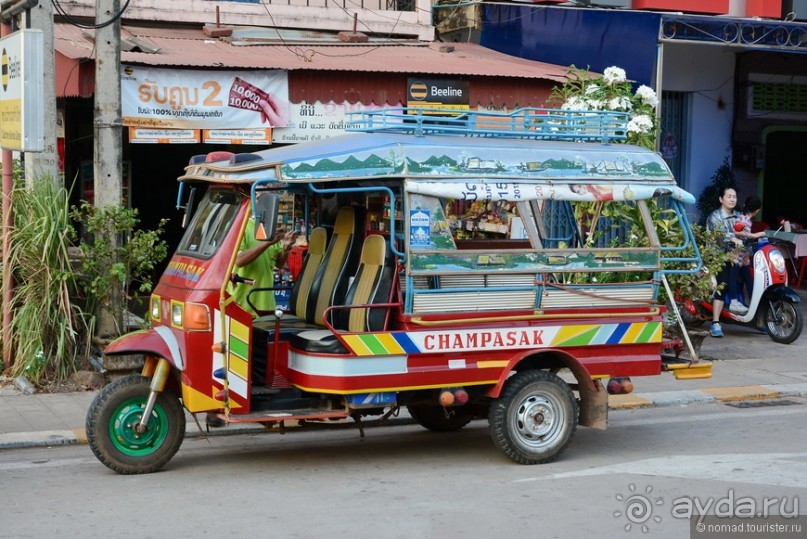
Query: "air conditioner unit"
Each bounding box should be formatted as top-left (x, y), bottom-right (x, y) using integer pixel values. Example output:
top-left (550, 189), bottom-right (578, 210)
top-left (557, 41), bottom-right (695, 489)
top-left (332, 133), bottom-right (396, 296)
top-left (783, 0), bottom-right (807, 20)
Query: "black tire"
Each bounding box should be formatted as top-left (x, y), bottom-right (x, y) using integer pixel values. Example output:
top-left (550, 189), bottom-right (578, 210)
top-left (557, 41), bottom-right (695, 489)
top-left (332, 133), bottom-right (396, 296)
top-left (86, 374), bottom-right (186, 475)
top-left (407, 404), bottom-right (474, 432)
top-left (763, 298), bottom-right (803, 344)
top-left (489, 370), bottom-right (578, 465)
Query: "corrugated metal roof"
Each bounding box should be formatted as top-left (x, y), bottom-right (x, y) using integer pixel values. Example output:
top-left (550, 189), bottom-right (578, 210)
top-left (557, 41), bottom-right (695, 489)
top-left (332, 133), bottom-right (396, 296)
top-left (54, 23), bottom-right (569, 81)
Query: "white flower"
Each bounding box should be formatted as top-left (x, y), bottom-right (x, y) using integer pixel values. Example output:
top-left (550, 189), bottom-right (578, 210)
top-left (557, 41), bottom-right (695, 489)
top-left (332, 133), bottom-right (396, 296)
top-left (585, 84), bottom-right (601, 96)
top-left (635, 85), bottom-right (659, 108)
top-left (561, 96), bottom-right (588, 110)
top-left (587, 99), bottom-right (605, 110)
top-left (627, 114), bottom-right (653, 134)
top-left (603, 66), bottom-right (627, 85)
top-left (608, 96), bottom-right (633, 111)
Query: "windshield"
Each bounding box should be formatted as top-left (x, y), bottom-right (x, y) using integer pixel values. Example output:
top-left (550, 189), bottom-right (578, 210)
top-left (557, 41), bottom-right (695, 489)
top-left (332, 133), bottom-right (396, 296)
top-left (176, 189), bottom-right (242, 259)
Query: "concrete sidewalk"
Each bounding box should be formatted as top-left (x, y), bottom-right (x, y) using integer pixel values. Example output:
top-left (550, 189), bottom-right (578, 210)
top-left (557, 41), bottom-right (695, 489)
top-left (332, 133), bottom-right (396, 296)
top-left (2, 316), bottom-right (807, 450)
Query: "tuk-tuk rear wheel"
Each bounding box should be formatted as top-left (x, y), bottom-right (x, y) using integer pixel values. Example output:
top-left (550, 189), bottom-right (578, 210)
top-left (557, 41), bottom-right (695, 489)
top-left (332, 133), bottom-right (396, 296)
top-left (86, 374), bottom-right (185, 475)
top-left (489, 369), bottom-right (578, 465)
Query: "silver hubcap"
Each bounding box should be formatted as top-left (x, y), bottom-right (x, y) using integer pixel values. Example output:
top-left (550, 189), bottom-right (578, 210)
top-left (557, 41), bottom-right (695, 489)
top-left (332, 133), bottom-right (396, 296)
top-left (512, 392), bottom-right (564, 449)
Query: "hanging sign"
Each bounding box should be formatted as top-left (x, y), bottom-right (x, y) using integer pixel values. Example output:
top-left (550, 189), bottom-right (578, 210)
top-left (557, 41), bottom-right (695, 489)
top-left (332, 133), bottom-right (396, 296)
top-left (121, 65), bottom-right (289, 129)
top-left (204, 128), bottom-right (272, 144)
top-left (128, 127), bottom-right (200, 144)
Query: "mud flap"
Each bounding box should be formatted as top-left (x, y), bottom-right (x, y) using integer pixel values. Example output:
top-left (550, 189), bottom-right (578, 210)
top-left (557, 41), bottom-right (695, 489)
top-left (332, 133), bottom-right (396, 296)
top-left (578, 378), bottom-right (607, 430)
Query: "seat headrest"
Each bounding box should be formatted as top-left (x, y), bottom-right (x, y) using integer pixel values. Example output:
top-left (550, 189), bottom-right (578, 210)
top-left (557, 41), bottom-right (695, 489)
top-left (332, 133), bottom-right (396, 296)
top-left (333, 206), bottom-right (356, 235)
top-left (308, 227), bottom-right (327, 256)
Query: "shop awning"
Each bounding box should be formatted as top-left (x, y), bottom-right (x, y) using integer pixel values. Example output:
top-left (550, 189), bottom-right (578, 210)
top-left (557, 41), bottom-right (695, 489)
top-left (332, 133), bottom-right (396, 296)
top-left (54, 22), bottom-right (571, 98)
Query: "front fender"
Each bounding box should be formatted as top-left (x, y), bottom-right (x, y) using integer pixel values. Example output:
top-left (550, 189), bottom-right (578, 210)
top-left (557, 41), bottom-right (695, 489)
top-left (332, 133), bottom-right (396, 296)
top-left (763, 284), bottom-right (801, 304)
top-left (105, 326), bottom-right (185, 370)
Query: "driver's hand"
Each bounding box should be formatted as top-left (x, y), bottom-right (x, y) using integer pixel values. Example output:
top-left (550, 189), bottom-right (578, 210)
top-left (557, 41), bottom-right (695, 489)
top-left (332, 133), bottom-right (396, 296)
top-left (282, 230), bottom-right (297, 249)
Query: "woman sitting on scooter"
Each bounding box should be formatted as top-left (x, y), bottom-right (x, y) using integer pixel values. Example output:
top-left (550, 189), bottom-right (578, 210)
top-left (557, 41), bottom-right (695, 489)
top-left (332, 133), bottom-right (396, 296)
top-left (705, 186), bottom-right (748, 337)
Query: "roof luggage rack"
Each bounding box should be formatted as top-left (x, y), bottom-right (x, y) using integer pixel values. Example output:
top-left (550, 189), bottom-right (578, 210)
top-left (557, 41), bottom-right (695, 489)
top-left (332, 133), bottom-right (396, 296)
top-left (347, 107), bottom-right (629, 144)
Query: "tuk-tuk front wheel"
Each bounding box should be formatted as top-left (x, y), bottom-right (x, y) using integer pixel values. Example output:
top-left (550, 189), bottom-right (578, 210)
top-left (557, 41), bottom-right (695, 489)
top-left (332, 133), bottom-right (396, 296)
top-left (489, 370), bottom-right (578, 465)
top-left (86, 374), bottom-right (186, 475)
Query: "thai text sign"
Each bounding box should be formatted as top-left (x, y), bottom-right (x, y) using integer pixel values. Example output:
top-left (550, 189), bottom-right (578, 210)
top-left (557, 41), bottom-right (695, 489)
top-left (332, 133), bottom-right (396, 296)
top-left (121, 65), bottom-right (289, 129)
top-left (0, 30), bottom-right (44, 151)
top-left (273, 101), bottom-right (400, 143)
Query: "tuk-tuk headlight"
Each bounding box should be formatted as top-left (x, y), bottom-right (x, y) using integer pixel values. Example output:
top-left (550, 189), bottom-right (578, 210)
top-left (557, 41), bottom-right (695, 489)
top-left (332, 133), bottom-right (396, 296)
top-left (150, 295), bottom-right (161, 321)
top-left (769, 249), bottom-right (786, 274)
top-left (171, 302), bottom-right (184, 328)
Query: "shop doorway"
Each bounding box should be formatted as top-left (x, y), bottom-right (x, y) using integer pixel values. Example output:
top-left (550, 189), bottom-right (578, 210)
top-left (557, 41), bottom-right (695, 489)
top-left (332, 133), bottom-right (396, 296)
top-left (762, 129), bottom-right (807, 228)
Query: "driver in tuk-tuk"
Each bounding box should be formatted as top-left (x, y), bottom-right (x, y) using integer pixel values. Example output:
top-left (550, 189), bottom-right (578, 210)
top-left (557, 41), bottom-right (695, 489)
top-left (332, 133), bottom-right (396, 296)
top-left (228, 217), bottom-right (297, 316)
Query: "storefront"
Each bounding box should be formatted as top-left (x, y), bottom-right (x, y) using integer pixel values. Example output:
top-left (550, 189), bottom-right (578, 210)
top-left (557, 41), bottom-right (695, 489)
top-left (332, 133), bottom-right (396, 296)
top-left (480, 4), bottom-right (807, 223)
top-left (55, 22), bottom-right (569, 251)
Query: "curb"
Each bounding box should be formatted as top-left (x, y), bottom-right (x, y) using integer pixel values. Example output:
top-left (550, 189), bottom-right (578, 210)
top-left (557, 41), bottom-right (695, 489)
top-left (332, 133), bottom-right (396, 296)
top-left (2, 385), bottom-right (807, 451)
top-left (608, 383), bottom-right (807, 409)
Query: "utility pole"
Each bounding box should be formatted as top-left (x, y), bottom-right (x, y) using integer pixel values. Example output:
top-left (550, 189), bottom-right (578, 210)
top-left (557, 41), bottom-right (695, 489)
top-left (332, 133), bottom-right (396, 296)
top-left (94, 0), bottom-right (122, 209)
top-left (24, 0), bottom-right (58, 186)
top-left (94, 0), bottom-right (123, 336)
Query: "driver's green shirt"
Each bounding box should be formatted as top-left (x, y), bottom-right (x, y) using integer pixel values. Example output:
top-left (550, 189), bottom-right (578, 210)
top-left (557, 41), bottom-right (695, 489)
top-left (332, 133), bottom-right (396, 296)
top-left (228, 218), bottom-right (285, 316)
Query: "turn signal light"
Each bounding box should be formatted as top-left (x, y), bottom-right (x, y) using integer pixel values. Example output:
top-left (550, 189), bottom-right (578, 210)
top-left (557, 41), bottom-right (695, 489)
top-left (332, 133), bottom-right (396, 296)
top-left (211, 342), bottom-right (226, 354)
top-left (184, 302), bottom-right (211, 331)
top-left (169, 300), bottom-right (211, 331)
top-left (439, 390), bottom-right (455, 407)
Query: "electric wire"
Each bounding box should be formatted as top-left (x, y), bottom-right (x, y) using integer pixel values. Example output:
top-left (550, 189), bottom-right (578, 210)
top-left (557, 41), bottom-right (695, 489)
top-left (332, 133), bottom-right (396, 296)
top-left (51, 0), bottom-right (131, 30)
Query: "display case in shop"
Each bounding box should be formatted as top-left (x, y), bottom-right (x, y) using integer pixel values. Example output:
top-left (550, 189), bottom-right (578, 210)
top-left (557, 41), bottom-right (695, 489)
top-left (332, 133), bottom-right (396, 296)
top-left (366, 194), bottom-right (403, 236)
top-left (446, 200), bottom-right (517, 239)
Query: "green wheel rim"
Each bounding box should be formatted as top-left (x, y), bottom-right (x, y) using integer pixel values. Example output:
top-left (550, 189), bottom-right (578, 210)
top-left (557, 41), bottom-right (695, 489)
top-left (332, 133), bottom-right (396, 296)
top-left (109, 397), bottom-right (169, 456)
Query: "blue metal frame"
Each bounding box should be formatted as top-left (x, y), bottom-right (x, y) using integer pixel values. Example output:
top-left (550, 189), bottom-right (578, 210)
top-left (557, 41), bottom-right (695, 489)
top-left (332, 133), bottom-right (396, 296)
top-left (347, 107), bottom-right (629, 144)
top-left (306, 183), bottom-right (406, 258)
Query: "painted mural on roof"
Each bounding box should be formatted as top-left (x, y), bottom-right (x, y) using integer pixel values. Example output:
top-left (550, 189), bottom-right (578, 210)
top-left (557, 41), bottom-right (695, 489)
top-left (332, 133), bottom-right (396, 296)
top-left (278, 144), bottom-right (674, 182)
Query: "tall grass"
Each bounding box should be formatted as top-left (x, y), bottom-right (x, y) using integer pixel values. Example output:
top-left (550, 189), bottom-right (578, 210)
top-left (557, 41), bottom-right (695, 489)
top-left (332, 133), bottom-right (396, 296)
top-left (6, 178), bottom-right (79, 382)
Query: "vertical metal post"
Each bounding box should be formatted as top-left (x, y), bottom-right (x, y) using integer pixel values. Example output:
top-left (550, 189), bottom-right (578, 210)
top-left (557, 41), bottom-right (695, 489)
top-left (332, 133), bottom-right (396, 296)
top-left (1, 19), bottom-right (14, 371)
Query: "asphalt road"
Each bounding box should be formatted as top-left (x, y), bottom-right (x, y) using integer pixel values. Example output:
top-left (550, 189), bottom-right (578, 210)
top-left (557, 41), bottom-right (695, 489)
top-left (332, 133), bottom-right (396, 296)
top-left (1, 398), bottom-right (806, 539)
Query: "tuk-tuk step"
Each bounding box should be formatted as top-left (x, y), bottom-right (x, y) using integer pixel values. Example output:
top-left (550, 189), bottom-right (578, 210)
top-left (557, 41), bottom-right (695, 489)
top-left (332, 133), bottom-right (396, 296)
top-left (208, 409), bottom-right (349, 424)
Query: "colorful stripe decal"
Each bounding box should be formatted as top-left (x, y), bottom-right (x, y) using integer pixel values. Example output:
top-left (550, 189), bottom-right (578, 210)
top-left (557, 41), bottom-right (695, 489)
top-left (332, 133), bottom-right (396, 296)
top-left (340, 322), bottom-right (661, 356)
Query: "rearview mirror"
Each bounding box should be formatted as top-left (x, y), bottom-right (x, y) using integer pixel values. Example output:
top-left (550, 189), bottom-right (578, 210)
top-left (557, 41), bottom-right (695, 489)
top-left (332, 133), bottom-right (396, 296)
top-left (253, 192), bottom-right (279, 241)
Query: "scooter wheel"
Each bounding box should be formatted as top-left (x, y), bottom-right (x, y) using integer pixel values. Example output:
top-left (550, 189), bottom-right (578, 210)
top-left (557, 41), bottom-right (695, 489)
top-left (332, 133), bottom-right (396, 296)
top-left (762, 298), bottom-right (803, 344)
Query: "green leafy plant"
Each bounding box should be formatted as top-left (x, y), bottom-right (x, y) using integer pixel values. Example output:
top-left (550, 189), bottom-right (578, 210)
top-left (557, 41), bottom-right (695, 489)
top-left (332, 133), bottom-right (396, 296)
top-left (548, 65), bottom-right (659, 150)
top-left (70, 202), bottom-right (168, 338)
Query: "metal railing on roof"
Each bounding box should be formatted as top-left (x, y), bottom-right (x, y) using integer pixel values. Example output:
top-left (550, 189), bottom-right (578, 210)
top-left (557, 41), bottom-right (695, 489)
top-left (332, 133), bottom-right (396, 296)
top-left (346, 107), bottom-right (629, 144)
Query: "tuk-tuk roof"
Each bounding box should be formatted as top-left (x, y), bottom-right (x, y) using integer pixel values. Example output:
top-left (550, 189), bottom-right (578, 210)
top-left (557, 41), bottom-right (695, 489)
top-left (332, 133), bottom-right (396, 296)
top-left (177, 108), bottom-right (694, 203)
